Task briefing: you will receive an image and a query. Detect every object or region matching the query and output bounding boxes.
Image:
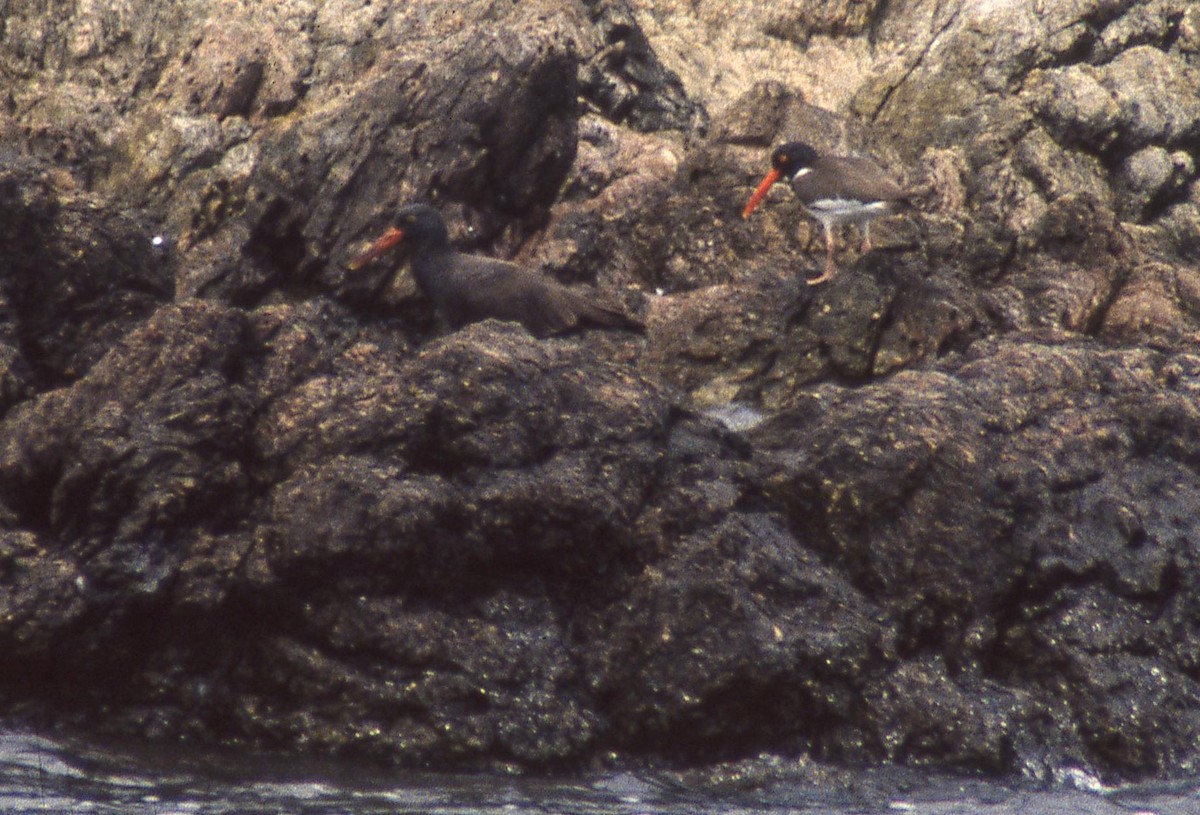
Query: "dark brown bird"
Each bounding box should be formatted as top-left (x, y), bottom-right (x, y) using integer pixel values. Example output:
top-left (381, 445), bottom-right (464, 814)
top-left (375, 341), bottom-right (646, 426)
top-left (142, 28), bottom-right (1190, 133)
top-left (349, 204), bottom-right (642, 336)
top-left (742, 141), bottom-right (911, 284)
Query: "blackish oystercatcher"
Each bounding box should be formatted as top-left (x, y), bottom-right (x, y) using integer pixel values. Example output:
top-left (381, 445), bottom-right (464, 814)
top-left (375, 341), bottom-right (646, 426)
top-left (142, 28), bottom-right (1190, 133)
top-left (349, 204), bottom-right (642, 336)
top-left (742, 141), bottom-right (911, 284)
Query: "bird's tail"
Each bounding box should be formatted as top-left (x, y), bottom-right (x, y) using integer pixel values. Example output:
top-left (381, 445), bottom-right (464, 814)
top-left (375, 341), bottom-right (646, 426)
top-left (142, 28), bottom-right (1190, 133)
top-left (578, 297), bottom-right (645, 333)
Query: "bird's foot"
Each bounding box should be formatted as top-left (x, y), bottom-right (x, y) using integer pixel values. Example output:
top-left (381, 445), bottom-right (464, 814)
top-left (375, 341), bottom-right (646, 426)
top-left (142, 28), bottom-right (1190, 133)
top-left (807, 266), bottom-right (836, 285)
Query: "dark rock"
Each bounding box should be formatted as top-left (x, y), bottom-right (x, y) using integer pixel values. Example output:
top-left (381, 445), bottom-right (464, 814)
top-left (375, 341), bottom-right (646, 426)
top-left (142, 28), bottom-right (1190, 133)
top-left (0, 301), bottom-right (252, 701)
top-left (641, 275), bottom-right (827, 410)
top-left (584, 511), bottom-right (892, 764)
top-left (640, 254), bottom-right (977, 412)
top-left (0, 312), bottom-right (833, 770)
top-left (0, 283), bottom-right (33, 416)
top-left (0, 300), bottom-right (252, 542)
top-left (4, 0), bottom-right (1200, 787)
top-left (578, 0), bottom-right (708, 134)
top-left (0, 156), bottom-right (173, 391)
top-left (753, 336), bottom-right (1200, 777)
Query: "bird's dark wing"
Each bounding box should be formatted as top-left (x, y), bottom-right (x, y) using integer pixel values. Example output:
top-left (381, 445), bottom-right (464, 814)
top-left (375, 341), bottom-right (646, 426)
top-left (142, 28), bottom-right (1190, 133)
top-left (443, 253), bottom-right (641, 336)
top-left (809, 156), bottom-right (909, 203)
top-left (438, 254), bottom-right (568, 333)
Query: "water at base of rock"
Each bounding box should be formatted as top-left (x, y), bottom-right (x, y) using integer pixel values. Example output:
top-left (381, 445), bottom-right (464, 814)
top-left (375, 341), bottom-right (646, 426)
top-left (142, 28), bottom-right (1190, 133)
top-left (0, 731), bottom-right (1197, 815)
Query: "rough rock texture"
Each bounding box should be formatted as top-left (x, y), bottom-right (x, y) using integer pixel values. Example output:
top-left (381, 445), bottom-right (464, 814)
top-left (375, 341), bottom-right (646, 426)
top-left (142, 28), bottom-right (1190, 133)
top-left (2, 0), bottom-right (1200, 785)
top-left (754, 336), bottom-right (1200, 773)
top-left (0, 159), bottom-right (172, 393)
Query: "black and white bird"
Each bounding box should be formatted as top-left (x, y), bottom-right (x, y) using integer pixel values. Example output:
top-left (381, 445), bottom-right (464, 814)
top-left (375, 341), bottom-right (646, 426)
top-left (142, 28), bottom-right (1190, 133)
top-left (742, 141), bottom-right (912, 284)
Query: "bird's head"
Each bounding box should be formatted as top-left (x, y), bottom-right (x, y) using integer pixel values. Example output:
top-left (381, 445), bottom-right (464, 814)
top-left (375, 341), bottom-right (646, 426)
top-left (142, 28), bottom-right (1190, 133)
top-left (770, 142), bottom-right (819, 178)
top-left (742, 141), bottom-right (820, 219)
top-left (348, 203), bottom-right (450, 270)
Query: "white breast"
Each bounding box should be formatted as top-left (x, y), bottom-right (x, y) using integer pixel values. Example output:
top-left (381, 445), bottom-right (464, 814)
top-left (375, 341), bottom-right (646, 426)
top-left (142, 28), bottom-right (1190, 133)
top-left (805, 198), bottom-right (894, 227)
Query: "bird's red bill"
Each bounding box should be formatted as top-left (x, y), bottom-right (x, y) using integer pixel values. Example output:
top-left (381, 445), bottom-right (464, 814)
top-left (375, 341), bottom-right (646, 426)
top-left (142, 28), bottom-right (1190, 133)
top-left (741, 168), bottom-right (782, 219)
top-left (348, 226), bottom-right (405, 269)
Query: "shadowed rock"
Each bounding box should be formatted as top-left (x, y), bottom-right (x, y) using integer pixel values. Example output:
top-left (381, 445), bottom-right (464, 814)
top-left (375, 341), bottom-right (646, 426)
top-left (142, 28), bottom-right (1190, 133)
top-left (0, 156), bottom-right (172, 394)
top-left (4, 0), bottom-right (1200, 785)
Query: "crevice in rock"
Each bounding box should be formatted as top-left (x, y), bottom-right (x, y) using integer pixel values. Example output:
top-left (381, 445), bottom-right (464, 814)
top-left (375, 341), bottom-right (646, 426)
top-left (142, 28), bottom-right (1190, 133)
top-left (577, 0), bottom-right (708, 135)
top-left (866, 2), bottom-right (962, 123)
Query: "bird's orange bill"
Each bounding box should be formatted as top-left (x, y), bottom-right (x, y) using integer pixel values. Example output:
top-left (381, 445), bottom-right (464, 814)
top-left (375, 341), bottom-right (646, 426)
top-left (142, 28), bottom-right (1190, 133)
top-left (348, 226), bottom-right (405, 270)
top-left (741, 168), bottom-right (782, 219)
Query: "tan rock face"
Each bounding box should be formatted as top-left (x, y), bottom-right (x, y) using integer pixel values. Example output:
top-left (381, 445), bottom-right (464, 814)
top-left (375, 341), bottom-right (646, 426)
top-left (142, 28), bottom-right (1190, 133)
top-left (154, 11), bottom-right (311, 120)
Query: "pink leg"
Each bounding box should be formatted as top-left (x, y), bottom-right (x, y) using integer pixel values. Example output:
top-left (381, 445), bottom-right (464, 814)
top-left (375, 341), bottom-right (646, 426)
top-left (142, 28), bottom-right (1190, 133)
top-left (808, 222), bottom-right (837, 285)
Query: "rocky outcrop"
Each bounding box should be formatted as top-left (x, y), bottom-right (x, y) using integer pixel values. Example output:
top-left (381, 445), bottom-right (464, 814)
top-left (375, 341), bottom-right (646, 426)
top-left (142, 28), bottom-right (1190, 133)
top-left (0, 159), bottom-right (172, 395)
top-left (1, 0), bottom-right (1200, 784)
top-left (755, 336), bottom-right (1200, 773)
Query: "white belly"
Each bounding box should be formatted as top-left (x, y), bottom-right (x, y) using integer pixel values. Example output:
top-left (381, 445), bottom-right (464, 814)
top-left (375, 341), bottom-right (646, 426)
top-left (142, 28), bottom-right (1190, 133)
top-left (805, 198), bottom-right (895, 227)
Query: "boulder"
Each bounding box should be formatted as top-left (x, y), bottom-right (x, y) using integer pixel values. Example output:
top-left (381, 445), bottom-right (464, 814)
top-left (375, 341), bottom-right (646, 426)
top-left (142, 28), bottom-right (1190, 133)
top-left (754, 336), bottom-right (1200, 775)
top-left (2, 0), bottom-right (1200, 784)
top-left (0, 157), bottom-right (172, 393)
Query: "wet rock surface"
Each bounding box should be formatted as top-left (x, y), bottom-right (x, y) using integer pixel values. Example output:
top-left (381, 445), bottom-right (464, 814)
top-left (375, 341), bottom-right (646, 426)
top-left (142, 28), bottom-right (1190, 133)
top-left (1, 0), bottom-right (1199, 784)
top-left (753, 336), bottom-right (1200, 774)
